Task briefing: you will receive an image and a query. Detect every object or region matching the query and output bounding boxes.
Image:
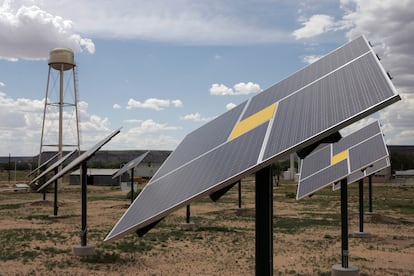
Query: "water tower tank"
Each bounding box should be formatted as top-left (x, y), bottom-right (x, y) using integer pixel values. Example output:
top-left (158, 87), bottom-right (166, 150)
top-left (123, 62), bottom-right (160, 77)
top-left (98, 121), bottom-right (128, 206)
top-left (49, 48), bottom-right (75, 71)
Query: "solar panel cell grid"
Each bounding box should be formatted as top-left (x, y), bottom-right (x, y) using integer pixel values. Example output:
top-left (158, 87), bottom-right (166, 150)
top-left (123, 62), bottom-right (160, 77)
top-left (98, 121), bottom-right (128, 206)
top-left (105, 36), bottom-right (400, 241)
top-left (297, 121), bottom-right (389, 199)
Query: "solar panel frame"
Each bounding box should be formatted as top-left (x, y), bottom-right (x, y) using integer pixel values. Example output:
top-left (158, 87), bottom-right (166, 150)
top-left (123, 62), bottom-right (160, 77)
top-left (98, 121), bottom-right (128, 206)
top-left (105, 36), bottom-right (400, 242)
top-left (30, 149), bottom-right (78, 185)
top-left (37, 128), bottom-right (121, 192)
top-left (112, 151), bottom-right (149, 179)
top-left (297, 121), bottom-right (389, 199)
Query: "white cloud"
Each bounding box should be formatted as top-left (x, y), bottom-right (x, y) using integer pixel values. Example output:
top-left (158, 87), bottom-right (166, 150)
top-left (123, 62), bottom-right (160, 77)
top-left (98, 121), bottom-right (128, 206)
top-left (302, 55), bottom-right (323, 64)
top-left (171, 99), bottom-right (183, 108)
top-left (180, 112), bottom-right (213, 122)
top-left (0, 92), bottom-right (111, 155)
top-left (127, 98), bottom-right (183, 110)
top-left (37, 0), bottom-right (289, 45)
top-left (127, 119), bottom-right (180, 135)
top-left (210, 82), bottom-right (262, 96)
top-left (293, 14), bottom-right (336, 39)
top-left (226, 103), bottom-right (237, 110)
top-left (0, 2), bottom-right (95, 60)
top-left (113, 103), bottom-right (122, 109)
top-left (0, 81), bottom-right (5, 87)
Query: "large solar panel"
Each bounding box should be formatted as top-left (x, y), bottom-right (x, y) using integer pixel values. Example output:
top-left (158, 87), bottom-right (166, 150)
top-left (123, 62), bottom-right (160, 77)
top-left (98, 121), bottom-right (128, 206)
top-left (297, 121), bottom-right (389, 199)
top-left (332, 157), bottom-right (390, 191)
top-left (30, 149), bottom-right (78, 185)
top-left (105, 36), bottom-right (400, 242)
top-left (112, 151), bottom-right (149, 179)
top-left (37, 128), bottom-right (121, 191)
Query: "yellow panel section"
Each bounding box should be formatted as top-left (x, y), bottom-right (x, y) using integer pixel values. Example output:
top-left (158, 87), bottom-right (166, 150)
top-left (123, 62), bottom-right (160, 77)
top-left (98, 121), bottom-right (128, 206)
top-left (331, 149), bottom-right (349, 165)
top-left (228, 103), bottom-right (277, 141)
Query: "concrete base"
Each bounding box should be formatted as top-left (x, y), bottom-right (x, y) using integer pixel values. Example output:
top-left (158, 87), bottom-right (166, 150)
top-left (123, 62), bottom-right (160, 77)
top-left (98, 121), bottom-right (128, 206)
top-left (353, 231), bottom-right (371, 238)
top-left (180, 222), bottom-right (198, 231)
top-left (331, 264), bottom-right (359, 276)
top-left (72, 244), bottom-right (96, 256)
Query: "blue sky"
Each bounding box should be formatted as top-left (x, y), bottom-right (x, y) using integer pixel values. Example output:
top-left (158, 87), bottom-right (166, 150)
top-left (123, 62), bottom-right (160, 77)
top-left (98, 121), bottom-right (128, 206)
top-left (1, 0), bottom-right (413, 156)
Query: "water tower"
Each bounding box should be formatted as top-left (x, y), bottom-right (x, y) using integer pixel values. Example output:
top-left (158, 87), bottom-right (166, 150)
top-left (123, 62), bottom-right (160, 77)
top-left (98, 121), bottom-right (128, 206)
top-left (38, 48), bottom-right (81, 167)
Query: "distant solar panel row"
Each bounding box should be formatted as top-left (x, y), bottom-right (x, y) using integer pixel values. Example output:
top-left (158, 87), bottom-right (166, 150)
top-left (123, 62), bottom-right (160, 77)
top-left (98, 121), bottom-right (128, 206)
top-left (112, 151), bottom-right (149, 179)
top-left (333, 157), bottom-right (390, 191)
top-left (297, 121), bottom-right (388, 199)
top-left (37, 128), bottom-right (121, 192)
top-left (105, 36), bottom-right (400, 242)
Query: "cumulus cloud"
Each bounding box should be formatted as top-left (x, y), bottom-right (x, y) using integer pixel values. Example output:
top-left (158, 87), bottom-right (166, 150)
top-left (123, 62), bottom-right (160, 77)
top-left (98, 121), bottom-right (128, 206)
top-left (180, 112), bottom-right (213, 122)
top-left (0, 92), bottom-right (111, 155)
top-left (127, 98), bottom-right (183, 111)
top-left (302, 55), bottom-right (323, 64)
top-left (113, 104), bottom-right (122, 109)
top-left (210, 82), bottom-right (262, 96)
top-left (0, 1), bottom-right (95, 60)
top-left (226, 103), bottom-right (237, 110)
top-left (0, 81), bottom-right (5, 87)
top-left (293, 14), bottom-right (337, 39)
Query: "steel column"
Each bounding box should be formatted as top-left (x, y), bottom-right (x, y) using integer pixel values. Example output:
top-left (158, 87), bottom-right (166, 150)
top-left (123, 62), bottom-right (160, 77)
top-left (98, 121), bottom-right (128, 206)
top-left (255, 166), bottom-right (273, 276)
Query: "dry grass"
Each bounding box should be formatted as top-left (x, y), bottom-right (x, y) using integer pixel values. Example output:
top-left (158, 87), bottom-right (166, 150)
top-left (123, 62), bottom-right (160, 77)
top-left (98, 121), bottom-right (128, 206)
top-left (0, 177), bottom-right (413, 275)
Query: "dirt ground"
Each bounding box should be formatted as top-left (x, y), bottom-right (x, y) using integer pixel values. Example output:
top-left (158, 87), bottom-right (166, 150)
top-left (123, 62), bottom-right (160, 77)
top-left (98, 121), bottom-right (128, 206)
top-left (0, 177), bottom-right (413, 275)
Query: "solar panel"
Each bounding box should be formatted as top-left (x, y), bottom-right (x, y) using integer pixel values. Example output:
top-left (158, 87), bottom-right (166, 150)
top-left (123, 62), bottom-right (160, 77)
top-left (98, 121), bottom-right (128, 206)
top-left (30, 149), bottom-right (78, 185)
top-left (112, 151), bottom-right (149, 179)
top-left (297, 121), bottom-right (389, 199)
top-left (37, 128), bottom-right (121, 192)
top-left (332, 157), bottom-right (390, 191)
top-left (28, 152), bottom-right (60, 177)
top-left (105, 36), bottom-right (400, 242)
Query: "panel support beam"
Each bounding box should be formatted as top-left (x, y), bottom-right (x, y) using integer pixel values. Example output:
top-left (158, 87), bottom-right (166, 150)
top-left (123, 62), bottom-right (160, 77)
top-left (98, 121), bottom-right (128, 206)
top-left (255, 166), bottom-right (273, 276)
top-left (53, 168), bottom-right (59, 217)
top-left (368, 175), bottom-right (373, 213)
top-left (130, 168), bottom-right (135, 204)
top-left (340, 178), bottom-right (349, 268)
top-left (358, 179), bottom-right (364, 233)
top-left (81, 161), bottom-right (88, 247)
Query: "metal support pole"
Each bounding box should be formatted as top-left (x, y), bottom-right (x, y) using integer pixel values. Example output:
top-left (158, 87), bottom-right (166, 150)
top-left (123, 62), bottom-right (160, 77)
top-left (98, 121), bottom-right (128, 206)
top-left (358, 179), bottom-right (364, 233)
top-left (255, 165), bottom-right (273, 276)
top-left (81, 162), bottom-right (88, 247)
top-left (340, 178), bottom-right (349, 268)
top-left (238, 180), bottom-right (242, 208)
top-left (186, 205), bottom-right (190, 224)
top-left (368, 175), bottom-right (373, 213)
top-left (130, 168), bottom-right (135, 204)
top-left (53, 168), bottom-right (59, 216)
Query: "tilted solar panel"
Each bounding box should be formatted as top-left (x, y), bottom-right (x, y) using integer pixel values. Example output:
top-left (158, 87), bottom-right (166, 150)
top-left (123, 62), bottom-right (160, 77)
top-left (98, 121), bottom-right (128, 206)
top-left (332, 157), bottom-right (390, 191)
top-left (30, 149), bottom-right (78, 185)
top-left (112, 151), bottom-right (149, 179)
top-left (28, 152), bottom-right (60, 177)
top-left (105, 36), bottom-right (400, 242)
top-left (297, 121), bottom-right (389, 199)
top-left (37, 128), bottom-right (121, 192)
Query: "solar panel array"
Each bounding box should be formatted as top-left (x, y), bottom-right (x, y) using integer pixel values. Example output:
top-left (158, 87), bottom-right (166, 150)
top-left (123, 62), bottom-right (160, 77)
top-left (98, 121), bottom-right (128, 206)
top-left (297, 121), bottom-right (389, 199)
top-left (30, 149), bottom-right (78, 185)
top-left (28, 152), bottom-right (60, 177)
top-left (332, 157), bottom-right (390, 191)
top-left (105, 36), bottom-right (400, 242)
top-left (112, 151), bottom-right (149, 179)
top-left (37, 128), bottom-right (121, 191)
